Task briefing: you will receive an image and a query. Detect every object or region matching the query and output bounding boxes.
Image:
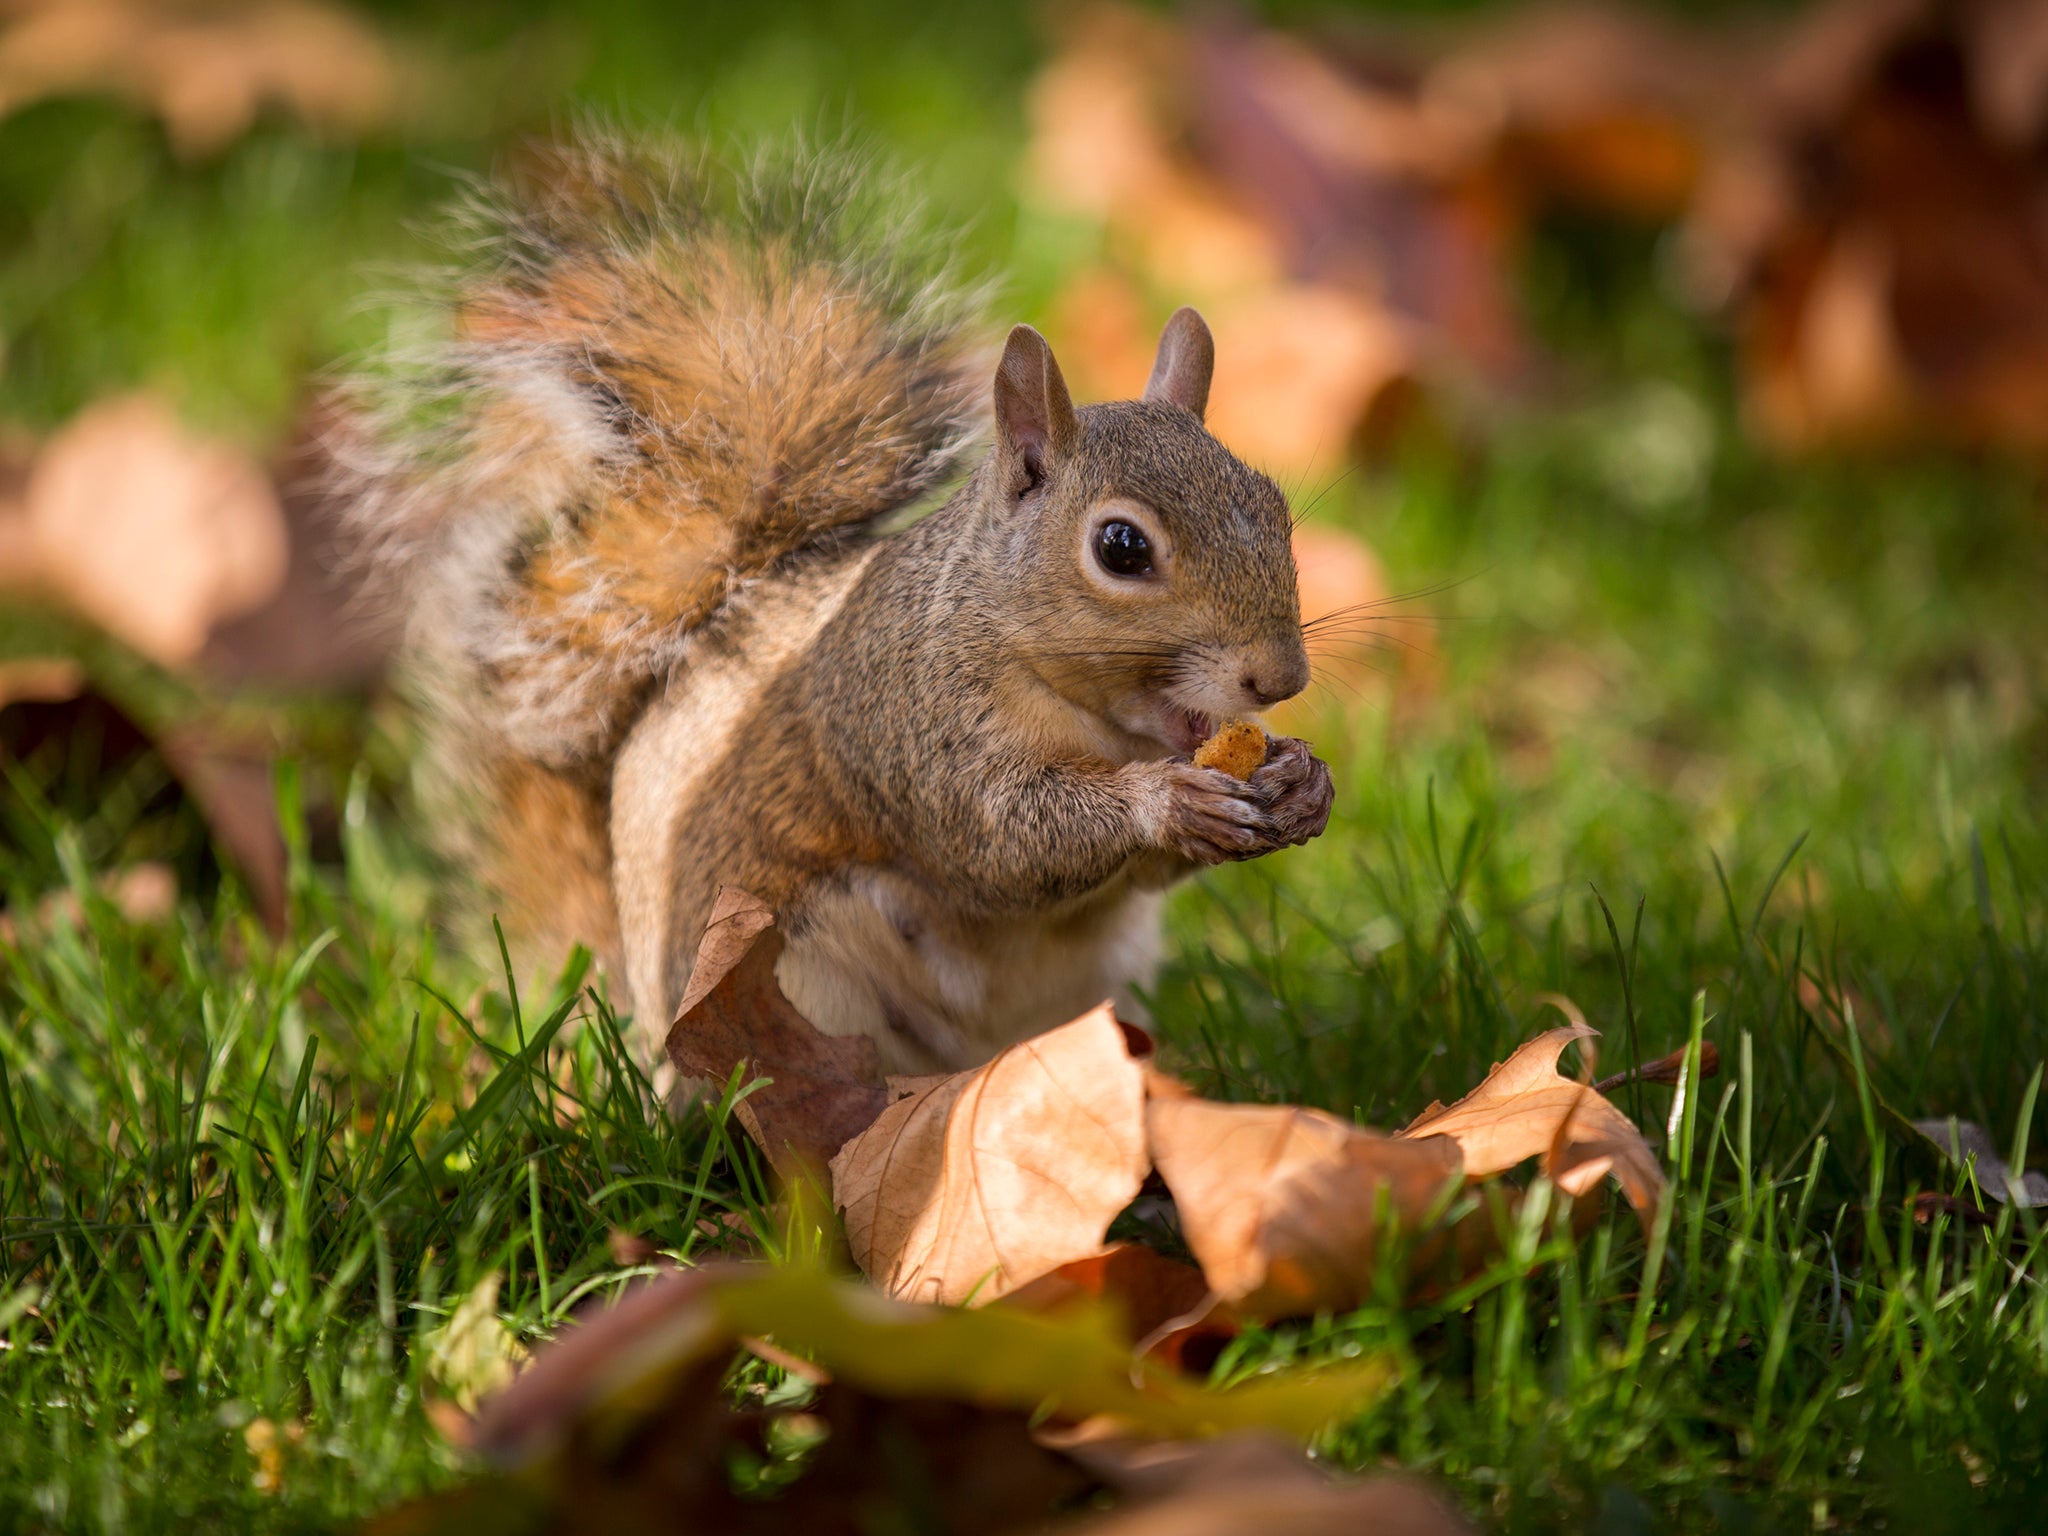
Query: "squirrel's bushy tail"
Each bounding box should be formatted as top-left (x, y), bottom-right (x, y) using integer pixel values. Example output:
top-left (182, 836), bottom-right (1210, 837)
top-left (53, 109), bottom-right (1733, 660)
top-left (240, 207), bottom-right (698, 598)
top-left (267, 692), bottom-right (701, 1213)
top-left (336, 131), bottom-right (987, 969)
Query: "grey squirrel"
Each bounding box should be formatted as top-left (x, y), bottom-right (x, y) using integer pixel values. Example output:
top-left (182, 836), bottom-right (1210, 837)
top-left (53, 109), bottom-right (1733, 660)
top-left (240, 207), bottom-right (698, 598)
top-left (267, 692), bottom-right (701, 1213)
top-left (340, 133), bottom-right (1333, 1072)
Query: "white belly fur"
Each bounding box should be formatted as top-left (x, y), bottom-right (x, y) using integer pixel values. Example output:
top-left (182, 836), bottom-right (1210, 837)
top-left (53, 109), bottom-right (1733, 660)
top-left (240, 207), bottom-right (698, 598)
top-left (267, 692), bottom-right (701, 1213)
top-left (611, 551), bottom-right (875, 1050)
top-left (777, 873), bottom-right (1166, 1074)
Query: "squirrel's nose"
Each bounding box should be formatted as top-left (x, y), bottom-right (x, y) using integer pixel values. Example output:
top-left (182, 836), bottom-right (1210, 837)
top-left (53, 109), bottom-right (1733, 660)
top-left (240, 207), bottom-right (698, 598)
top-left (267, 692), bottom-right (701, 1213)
top-left (1242, 648), bottom-right (1311, 707)
top-left (1241, 669), bottom-right (1298, 708)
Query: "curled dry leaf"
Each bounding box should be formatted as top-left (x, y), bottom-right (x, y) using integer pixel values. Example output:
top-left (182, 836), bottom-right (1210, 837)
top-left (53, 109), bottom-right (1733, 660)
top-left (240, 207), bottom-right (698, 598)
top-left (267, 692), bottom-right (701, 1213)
top-left (665, 887), bottom-right (889, 1180)
top-left (1398, 1024), bottom-right (1665, 1220)
top-left (830, 1003), bottom-right (1152, 1305)
top-left (1595, 1039), bottom-right (1721, 1094)
top-left (1146, 1082), bottom-right (1466, 1317)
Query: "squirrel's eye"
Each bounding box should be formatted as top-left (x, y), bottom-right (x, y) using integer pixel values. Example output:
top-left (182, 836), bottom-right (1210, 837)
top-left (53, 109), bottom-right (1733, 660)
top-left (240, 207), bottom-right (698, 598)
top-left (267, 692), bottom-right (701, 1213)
top-left (1095, 520), bottom-right (1153, 578)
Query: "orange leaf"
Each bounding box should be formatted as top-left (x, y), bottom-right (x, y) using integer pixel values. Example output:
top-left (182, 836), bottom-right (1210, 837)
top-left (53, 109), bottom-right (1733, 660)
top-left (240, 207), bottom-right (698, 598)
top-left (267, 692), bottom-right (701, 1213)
top-left (1000, 1242), bottom-right (1234, 1373)
top-left (1398, 1024), bottom-right (1664, 1220)
top-left (829, 1003), bottom-right (1152, 1305)
top-left (1146, 1081), bottom-right (1465, 1317)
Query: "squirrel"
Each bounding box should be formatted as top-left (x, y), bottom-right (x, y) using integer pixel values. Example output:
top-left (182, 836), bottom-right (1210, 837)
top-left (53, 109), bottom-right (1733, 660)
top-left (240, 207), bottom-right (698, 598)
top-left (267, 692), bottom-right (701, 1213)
top-left (338, 133), bottom-right (1334, 1074)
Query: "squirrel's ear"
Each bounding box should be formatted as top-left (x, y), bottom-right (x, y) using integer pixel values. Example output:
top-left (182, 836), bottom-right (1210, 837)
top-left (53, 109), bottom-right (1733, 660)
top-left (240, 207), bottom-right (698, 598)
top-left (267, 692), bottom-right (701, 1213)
top-left (1142, 306), bottom-right (1214, 421)
top-left (994, 324), bottom-right (1079, 495)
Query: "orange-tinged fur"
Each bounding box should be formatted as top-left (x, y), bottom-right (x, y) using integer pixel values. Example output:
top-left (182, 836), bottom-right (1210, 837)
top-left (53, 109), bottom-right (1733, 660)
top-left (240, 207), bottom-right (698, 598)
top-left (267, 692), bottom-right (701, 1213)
top-left (340, 137), bottom-right (984, 982)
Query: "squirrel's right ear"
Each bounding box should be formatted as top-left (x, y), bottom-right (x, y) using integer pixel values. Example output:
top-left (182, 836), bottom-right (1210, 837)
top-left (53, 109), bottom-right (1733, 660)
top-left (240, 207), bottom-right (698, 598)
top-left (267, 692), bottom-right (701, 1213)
top-left (1143, 306), bottom-right (1214, 421)
top-left (994, 324), bottom-right (1079, 497)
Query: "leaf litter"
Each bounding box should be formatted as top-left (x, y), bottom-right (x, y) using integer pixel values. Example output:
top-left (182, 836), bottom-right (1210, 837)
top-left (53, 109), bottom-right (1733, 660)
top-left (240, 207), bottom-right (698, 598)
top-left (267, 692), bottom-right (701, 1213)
top-left (387, 889), bottom-right (1676, 1528)
top-left (380, 897), bottom-right (1679, 1531)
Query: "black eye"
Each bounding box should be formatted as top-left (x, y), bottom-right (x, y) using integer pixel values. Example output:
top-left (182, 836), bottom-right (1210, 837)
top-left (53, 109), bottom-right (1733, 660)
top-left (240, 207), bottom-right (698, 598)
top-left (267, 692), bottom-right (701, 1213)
top-left (1095, 520), bottom-right (1153, 577)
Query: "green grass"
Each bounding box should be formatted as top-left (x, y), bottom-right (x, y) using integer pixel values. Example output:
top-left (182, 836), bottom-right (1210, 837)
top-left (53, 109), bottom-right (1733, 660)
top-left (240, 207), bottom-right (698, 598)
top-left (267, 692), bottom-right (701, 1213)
top-left (5, 1), bottom-right (2048, 1531)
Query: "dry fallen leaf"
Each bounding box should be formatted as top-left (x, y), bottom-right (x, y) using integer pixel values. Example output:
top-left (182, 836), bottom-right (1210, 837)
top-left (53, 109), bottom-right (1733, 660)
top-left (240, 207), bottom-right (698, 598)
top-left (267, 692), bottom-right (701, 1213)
top-left (1913, 1116), bottom-right (2048, 1207)
top-left (1687, 0), bottom-right (2048, 452)
top-left (1398, 1023), bottom-right (1665, 1219)
top-left (1203, 285), bottom-right (1417, 473)
top-left (200, 398), bottom-right (400, 691)
top-left (830, 1003), bottom-right (1152, 1305)
top-left (17, 396), bottom-right (288, 668)
top-left (423, 1271), bottom-right (527, 1416)
top-left (1146, 1081), bottom-right (1467, 1317)
top-left (468, 1264), bottom-right (1386, 1475)
top-left (378, 1264), bottom-right (1398, 1534)
top-left (1072, 1470), bottom-right (1472, 1536)
top-left (666, 887), bottom-right (889, 1180)
top-left (0, 0), bottom-right (399, 157)
top-left (0, 656), bottom-right (84, 709)
top-left (999, 1242), bottom-right (1233, 1373)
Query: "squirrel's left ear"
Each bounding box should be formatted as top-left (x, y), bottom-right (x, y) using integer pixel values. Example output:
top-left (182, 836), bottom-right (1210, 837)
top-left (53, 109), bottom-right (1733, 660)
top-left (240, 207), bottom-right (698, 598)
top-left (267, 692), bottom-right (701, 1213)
top-left (1143, 306), bottom-right (1214, 421)
top-left (995, 324), bottom-right (1079, 496)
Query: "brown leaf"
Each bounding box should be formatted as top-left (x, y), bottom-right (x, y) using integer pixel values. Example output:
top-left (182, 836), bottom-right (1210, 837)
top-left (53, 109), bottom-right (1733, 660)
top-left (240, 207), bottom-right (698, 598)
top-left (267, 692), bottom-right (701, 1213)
top-left (1398, 1025), bottom-right (1665, 1219)
top-left (199, 399), bottom-right (398, 691)
top-left (1913, 1115), bottom-right (2048, 1207)
top-left (1051, 1426), bottom-right (1472, 1536)
top-left (0, 686), bottom-right (286, 934)
top-left (17, 396), bottom-right (287, 668)
top-left (1202, 286), bottom-right (1417, 473)
top-left (999, 1242), bottom-right (1233, 1373)
top-left (829, 1003), bottom-right (1152, 1305)
top-left (0, 656), bottom-right (84, 709)
top-left (1071, 1467), bottom-right (1472, 1536)
top-left (1146, 1081), bottom-right (1467, 1317)
top-left (420, 1262), bottom-right (1392, 1536)
top-left (0, 0), bottom-right (399, 158)
top-left (665, 887), bottom-right (889, 1180)
top-left (1595, 1039), bottom-right (1722, 1093)
top-left (160, 731), bottom-right (288, 935)
top-left (1187, 17), bottom-right (1527, 386)
top-left (1694, 0), bottom-right (2048, 453)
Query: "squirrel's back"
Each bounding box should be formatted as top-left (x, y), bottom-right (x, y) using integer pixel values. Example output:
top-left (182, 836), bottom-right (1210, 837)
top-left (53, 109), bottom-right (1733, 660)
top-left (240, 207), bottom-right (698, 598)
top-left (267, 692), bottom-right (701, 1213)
top-left (337, 133), bottom-right (988, 970)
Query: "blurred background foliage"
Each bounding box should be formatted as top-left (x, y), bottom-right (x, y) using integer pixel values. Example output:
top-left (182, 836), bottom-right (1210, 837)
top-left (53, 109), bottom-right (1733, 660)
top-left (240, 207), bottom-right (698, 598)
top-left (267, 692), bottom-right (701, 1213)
top-left (5, 0), bottom-right (2048, 1529)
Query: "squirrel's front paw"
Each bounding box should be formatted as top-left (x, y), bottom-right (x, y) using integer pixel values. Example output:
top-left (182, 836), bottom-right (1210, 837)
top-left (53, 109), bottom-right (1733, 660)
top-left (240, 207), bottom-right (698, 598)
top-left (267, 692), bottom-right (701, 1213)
top-left (1152, 761), bottom-right (1276, 865)
top-left (1247, 735), bottom-right (1334, 848)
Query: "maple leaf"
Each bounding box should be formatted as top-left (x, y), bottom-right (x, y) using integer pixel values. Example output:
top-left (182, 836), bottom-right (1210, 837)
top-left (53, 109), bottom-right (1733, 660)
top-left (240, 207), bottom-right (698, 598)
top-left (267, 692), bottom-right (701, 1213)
top-left (829, 1003), bottom-right (1153, 1306)
top-left (1145, 1080), bottom-right (1467, 1317)
top-left (1398, 1024), bottom-right (1665, 1220)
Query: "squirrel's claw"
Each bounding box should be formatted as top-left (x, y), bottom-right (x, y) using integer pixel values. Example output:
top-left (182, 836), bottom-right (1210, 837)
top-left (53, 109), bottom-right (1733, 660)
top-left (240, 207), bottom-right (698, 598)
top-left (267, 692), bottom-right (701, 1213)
top-left (1251, 736), bottom-right (1334, 848)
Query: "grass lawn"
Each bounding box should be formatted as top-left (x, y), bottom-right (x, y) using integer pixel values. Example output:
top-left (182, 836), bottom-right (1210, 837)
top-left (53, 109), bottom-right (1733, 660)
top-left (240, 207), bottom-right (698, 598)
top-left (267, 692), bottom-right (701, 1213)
top-left (4, 2), bottom-right (2048, 1531)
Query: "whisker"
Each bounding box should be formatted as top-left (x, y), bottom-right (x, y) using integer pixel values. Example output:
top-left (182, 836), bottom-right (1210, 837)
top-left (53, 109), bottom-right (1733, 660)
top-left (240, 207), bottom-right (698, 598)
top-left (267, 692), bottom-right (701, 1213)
top-left (1290, 464), bottom-right (1357, 529)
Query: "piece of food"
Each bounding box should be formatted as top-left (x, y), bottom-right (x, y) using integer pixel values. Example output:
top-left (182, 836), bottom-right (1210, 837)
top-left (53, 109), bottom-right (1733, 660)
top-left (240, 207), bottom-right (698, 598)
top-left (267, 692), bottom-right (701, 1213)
top-left (1193, 719), bottom-right (1267, 780)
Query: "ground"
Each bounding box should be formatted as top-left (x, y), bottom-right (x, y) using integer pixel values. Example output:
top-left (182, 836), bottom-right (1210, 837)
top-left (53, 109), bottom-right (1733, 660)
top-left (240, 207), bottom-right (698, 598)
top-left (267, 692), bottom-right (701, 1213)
top-left (3, 2), bottom-right (2046, 1532)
